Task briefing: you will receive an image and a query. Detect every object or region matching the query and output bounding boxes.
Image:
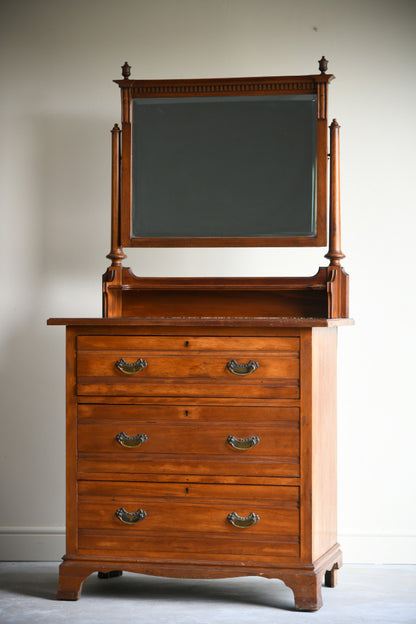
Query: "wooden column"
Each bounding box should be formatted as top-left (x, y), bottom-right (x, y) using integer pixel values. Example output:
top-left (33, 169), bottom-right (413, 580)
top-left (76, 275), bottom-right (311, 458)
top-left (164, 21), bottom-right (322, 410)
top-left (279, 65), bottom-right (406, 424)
top-left (103, 124), bottom-right (126, 317)
top-left (325, 120), bottom-right (345, 266)
top-left (106, 123), bottom-right (126, 267)
top-left (324, 120), bottom-right (349, 318)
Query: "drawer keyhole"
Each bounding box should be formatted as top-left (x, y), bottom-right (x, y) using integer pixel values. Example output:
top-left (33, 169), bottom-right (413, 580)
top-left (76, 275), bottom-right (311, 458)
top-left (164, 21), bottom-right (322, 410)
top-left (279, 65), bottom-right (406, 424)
top-left (185, 341), bottom-right (189, 347)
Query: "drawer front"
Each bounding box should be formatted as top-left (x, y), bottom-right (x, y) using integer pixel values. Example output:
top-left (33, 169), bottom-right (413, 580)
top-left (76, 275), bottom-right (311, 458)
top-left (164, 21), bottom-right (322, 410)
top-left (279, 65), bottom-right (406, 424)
top-left (77, 404), bottom-right (300, 477)
top-left (78, 533), bottom-right (300, 561)
top-left (78, 423), bottom-right (299, 457)
top-left (77, 353), bottom-right (298, 381)
top-left (77, 481), bottom-right (300, 561)
top-left (76, 335), bottom-right (299, 398)
top-left (77, 335), bottom-right (300, 352)
top-left (78, 404), bottom-right (300, 423)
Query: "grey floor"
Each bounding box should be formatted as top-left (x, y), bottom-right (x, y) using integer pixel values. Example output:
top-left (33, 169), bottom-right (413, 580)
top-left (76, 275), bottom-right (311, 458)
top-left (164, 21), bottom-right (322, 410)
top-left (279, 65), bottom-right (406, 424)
top-left (0, 563), bottom-right (415, 624)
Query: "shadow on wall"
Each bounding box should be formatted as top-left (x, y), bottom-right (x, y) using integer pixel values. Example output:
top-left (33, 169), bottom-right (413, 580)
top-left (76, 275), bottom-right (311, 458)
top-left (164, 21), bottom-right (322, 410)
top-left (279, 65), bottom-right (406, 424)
top-left (37, 114), bottom-right (110, 277)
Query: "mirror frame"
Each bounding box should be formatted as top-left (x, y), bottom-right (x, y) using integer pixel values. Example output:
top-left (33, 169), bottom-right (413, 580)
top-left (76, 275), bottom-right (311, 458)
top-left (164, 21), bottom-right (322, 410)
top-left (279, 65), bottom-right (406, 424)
top-left (115, 68), bottom-right (334, 248)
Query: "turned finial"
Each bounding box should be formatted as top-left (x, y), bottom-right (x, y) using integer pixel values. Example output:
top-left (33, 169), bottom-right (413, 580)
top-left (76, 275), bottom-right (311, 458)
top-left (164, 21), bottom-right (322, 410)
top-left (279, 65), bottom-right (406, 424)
top-left (318, 56), bottom-right (328, 74)
top-left (121, 62), bottom-right (131, 79)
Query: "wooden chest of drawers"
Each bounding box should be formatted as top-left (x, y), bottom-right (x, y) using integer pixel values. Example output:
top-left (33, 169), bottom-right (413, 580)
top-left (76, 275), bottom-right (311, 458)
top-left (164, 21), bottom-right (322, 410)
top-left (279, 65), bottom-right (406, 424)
top-left (50, 318), bottom-right (345, 611)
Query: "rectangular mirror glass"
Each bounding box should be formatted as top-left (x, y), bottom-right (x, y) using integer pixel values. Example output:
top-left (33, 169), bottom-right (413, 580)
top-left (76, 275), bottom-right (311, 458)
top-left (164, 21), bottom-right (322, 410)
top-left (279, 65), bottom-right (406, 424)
top-left (131, 94), bottom-right (318, 240)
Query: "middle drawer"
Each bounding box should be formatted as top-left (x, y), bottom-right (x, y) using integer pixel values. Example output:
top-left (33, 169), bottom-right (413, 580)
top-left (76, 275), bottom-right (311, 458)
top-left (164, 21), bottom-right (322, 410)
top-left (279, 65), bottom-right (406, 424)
top-left (77, 404), bottom-right (300, 478)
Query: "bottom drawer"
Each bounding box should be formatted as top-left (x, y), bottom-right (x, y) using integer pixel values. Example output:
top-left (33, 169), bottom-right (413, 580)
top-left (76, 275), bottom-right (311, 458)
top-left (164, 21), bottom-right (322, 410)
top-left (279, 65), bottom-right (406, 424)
top-left (77, 481), bottom-right (300, 563)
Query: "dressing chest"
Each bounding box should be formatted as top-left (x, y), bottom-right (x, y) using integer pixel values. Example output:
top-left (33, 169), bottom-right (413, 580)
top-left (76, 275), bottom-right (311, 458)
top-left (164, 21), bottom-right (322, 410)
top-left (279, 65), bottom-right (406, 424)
top-left (48, 58), bottom-right (352, 611)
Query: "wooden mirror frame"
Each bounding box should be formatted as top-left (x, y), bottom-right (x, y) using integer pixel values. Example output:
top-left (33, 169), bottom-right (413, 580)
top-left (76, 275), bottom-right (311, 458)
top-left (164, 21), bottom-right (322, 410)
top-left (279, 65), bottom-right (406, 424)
top-left (104, 58), bottom-right (348, 320)
top-left (115, 60), bottom-right (334, 248)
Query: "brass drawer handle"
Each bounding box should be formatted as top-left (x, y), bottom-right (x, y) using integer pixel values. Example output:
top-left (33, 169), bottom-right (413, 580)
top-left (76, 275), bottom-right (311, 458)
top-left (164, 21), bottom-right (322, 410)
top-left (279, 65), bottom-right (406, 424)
top-left (115, 358), bottom-right (147, 374)
top-left (115, 507), bottom-right (147, 524)
top-left (226, 359), bottom-right (259, 376)
top-left (227, 512), bottom-right (260, 528)
top-left (116, 432), bottom-right (148, 448)
top-left (227, 435), bottom-right (260, 450)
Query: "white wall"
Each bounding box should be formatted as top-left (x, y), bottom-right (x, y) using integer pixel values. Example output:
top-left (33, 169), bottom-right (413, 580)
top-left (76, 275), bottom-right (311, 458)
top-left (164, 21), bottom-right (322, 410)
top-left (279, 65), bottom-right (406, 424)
top-left (1, 0), bottom-right (415, 563)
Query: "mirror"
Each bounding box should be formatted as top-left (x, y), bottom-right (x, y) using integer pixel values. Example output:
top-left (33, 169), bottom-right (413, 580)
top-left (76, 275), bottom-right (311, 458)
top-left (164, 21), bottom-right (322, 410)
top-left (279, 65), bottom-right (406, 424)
top-left (117, 70), bottom-right (331, 247)
top-left (132, 94), bottom-right (318, 240)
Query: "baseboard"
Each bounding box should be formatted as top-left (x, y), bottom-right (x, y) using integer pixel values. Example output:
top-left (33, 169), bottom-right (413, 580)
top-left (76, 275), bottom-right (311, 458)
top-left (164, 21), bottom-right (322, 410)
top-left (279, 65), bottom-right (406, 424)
top-left (1, 528), bottom-right (415, 563)
top-left (340, 532), bottom-right (416, 564)
top-left (0, 527), bottom-right (65, 562)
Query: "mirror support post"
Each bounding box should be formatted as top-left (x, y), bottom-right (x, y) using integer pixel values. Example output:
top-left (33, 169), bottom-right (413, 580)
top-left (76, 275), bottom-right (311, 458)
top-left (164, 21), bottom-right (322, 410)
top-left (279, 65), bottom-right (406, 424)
top-left (107, 123), bottom-right (125, 268)
top-left (325, 120), bottom-right (345, 266)
top-left (103, 124), bottom-right (126, 317)
top-left (324, 120), bottom-right (349, 318)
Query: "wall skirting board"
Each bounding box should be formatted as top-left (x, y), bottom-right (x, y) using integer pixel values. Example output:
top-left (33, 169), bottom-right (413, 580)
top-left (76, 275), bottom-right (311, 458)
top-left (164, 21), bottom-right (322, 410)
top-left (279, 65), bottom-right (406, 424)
top-left (0, 528), bottom-right (415, 564)
top-left (0, 527), bottom-right (65, 562)
top-left (339, 532), bottom-right (416, 565)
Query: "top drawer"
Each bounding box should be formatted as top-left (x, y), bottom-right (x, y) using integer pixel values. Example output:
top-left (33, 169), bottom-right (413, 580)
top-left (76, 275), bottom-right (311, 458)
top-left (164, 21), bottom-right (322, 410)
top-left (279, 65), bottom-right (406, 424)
top-left (77, 336), bottom-right (299, 352)
top-left (76, 335), bottom-right (300, 399)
